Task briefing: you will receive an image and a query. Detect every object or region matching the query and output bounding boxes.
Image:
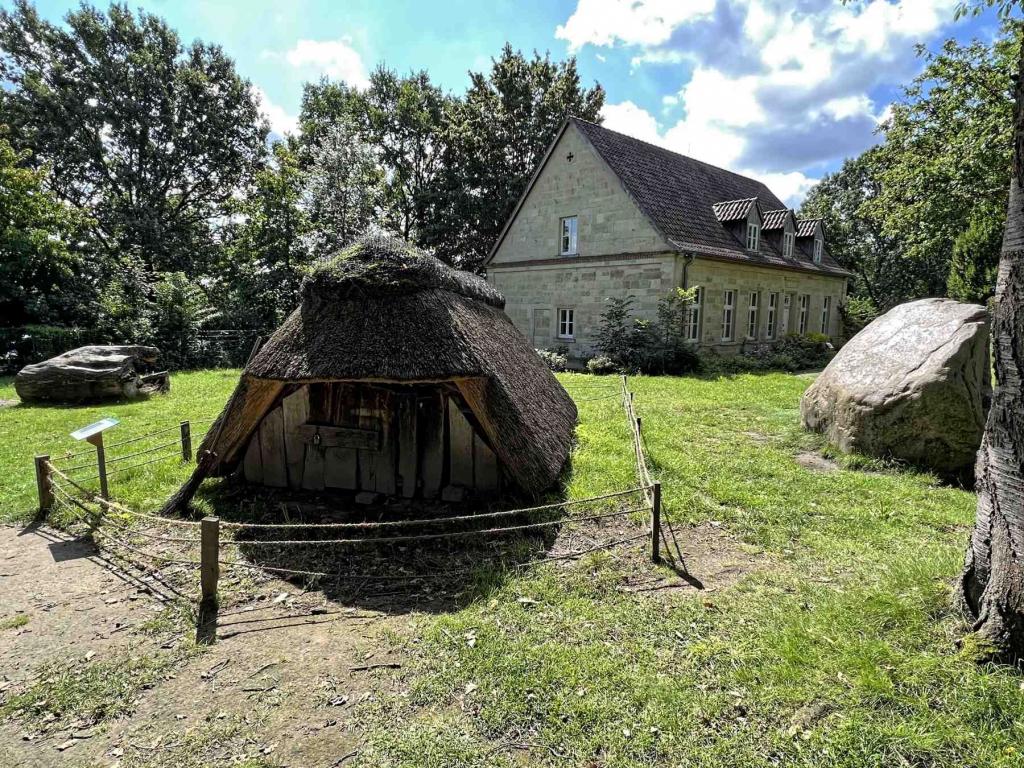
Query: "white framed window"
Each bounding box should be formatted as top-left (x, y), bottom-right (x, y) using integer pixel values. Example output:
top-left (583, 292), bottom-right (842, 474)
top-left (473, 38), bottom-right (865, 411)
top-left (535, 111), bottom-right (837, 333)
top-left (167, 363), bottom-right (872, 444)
top-left (746, 291), bottom-right (759, 340)
top-left (746, 222), bottom-right (760, 251)
top-left (813, 238), bottom-right (823, 264)
top-left (783, 232), bottom-right (795, 258)
top-left (798, 294), bottom-right (809, 334)
top-left (684, 287), bottom-right (703, 342)
top-left (766, 292), bottom-right (779, 340)
top-left (560, 216), bottom-right (578, 256)
top-left (722, 290), bottom-right (736, 342)
top-left (821, 296), bottom-right (831, 335)
top-left (557, 307), bottom-right (575, 339)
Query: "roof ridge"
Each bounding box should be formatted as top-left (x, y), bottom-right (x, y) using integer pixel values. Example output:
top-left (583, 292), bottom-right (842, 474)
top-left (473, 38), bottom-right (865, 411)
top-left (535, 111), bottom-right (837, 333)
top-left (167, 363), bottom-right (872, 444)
top-left (569, 115), bottom-right (775, 191)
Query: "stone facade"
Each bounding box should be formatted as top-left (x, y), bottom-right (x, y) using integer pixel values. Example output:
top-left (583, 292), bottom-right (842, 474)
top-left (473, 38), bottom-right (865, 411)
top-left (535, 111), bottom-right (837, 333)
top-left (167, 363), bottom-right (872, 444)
top-left (488, 253), bottom-right (676, 356)
top-left (487, 121), bottom-right (848, 359)
top-left (490, 125), bottom-right (667, 263)
top-left (688, 258), bottom-right (847, 353)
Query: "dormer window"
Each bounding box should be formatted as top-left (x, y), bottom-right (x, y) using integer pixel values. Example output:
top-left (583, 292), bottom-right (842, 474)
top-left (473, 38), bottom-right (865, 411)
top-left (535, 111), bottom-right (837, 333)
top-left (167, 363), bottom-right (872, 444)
top-left (783, 232), bottom-right (794, 258)
top-left (813, 238), bottom-right (823, 264)
top-left (746, 223), bottom-right (760, 251)
top-left (560, 216), bottom-right (578, 256)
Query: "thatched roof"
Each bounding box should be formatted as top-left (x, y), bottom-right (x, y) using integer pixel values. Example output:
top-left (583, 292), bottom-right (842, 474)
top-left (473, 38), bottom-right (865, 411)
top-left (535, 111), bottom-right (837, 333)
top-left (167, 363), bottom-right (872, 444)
top-left (188, 235), bottom-right (577, 498)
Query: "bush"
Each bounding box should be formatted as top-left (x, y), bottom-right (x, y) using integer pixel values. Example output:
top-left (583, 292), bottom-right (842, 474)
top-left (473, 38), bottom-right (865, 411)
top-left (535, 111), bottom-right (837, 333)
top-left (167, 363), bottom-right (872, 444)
top-left (586, 355), bottom-right (618, 375)
top-left (536, 347), bottom-right (569, 372)
top-left (698, 333), bottom-right (835, 375)
top-left (593, 290), bottom-right (700, 375)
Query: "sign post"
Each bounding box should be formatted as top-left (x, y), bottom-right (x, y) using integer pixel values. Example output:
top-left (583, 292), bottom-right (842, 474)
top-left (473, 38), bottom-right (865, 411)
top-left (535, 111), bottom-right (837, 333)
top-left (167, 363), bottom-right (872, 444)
top-left (70, 418), bottom-right (120, 500)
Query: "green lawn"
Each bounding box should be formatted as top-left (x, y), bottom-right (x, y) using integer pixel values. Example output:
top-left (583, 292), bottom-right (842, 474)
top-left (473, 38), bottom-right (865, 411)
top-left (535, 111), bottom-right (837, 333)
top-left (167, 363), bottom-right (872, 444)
top-left (1, 370), bottom-right (1021, 767)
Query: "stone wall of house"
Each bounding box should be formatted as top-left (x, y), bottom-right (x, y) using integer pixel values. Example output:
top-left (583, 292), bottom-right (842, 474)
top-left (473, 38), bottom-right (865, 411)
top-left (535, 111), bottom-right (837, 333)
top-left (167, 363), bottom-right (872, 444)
top-left (489, 124), bottom-right (668, 264)
top-left (489, 253), bottom-right (848, 361)
top-left (488, 254), bottom-right (677, 358)
top-left (688, 258), bottom-right (848, 353)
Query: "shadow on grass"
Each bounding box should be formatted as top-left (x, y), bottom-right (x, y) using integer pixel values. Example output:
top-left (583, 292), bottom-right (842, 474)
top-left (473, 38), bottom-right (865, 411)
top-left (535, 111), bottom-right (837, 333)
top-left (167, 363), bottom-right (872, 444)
top-left (190, 478), bottom-right (572, 617)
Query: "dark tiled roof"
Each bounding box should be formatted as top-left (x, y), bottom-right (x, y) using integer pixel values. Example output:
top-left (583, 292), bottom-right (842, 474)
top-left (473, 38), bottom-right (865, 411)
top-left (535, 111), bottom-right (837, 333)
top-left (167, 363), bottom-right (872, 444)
top-left (570, 118), bottom-right (850, 278)
top-left (796, 218), bottom-right (822, 238)
top-left (761, 208), bottom-right (790, 230)
top-left (712, 198), bottom-right (757, 223)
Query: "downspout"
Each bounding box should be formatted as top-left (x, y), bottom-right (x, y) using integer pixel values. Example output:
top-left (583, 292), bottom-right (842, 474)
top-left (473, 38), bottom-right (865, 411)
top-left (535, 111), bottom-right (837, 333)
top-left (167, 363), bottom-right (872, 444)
top-left (680, 252), bottom-right (695, 289)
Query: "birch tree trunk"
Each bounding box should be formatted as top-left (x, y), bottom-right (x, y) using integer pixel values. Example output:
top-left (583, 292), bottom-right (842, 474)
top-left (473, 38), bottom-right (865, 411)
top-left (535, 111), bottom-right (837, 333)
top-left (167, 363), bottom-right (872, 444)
top-left (956, 44), bottom-right (1024, 662)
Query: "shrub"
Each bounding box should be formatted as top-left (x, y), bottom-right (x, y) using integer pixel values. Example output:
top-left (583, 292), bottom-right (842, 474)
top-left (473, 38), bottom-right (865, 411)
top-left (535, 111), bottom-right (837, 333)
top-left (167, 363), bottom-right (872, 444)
top-left (586, 355), bottom-right (618, 375)
top-left (698, 333), bottom-right (835, 375)
top-left (593, 290), bottom-right (701, 375)
top-left (536, 347), bottom-right (569, 372)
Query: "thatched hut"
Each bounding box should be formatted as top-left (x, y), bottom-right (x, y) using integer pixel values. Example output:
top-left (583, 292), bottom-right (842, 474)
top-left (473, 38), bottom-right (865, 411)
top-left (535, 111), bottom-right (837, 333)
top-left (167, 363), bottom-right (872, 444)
top-left (171, 235), bottom-right (577, 507)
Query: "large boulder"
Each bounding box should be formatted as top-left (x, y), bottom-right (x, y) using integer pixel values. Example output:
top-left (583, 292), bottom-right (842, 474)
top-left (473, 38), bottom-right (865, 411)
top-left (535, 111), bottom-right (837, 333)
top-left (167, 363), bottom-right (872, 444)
top-left (800, 298), bottom-right (990, 474)
top-left (15, 345), bottom-right (168, 403)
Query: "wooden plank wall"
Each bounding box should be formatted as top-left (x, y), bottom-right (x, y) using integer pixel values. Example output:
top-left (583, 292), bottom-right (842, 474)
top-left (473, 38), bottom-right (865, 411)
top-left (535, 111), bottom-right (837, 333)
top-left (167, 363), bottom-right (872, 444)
top-left (242, 382), bottom-right (502, 499)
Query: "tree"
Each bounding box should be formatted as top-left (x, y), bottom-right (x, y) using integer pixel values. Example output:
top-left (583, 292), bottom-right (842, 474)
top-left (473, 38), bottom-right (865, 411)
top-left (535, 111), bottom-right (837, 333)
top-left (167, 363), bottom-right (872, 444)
top-left (214, 142), bottom-right (310, 331)
top-left (424, 46), bottom-right (604, 268)
top-left (799, 149), bottom-right (906, 310)
top-left (956, 16), bottom-right (1024, 661)
top-left (0, 133), bottom-right (92, 326)
top-left (861, 29), bottom-right (1016, 304)
top-left (302, 121), bottom-right (382, 254)
top-left (0, 1), bottom-right (267, 276)
top-left (361, 68), bottom-right (448, 242)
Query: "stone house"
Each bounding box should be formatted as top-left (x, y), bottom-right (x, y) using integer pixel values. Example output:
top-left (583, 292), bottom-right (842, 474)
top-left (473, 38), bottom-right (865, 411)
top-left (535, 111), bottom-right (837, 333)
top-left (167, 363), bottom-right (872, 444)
top-left (484, 117), bottom-right (851, 360)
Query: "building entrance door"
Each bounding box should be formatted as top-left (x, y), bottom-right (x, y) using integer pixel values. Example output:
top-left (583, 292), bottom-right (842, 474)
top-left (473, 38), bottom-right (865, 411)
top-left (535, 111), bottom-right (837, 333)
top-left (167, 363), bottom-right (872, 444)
top-left (780, 294), bottom-right (792, 336)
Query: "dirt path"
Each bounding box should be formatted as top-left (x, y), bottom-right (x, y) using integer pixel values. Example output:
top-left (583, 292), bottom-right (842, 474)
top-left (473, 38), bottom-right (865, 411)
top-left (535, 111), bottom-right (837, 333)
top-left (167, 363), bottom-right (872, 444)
top-left (0, 524), bottom-right (402, 768)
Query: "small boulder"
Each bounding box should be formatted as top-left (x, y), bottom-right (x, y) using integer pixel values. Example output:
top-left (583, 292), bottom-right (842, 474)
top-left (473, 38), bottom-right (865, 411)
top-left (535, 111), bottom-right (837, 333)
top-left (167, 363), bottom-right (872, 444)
top-left (800, 298), bottom-right (990, 474)
top-left (15, 345), bottom-right (168, 403)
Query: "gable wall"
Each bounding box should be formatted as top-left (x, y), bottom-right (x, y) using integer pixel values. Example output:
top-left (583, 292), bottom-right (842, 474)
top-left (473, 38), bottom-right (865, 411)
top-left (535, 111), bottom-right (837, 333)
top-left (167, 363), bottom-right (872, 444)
top-left (490, 124), bottom-right (668, 264)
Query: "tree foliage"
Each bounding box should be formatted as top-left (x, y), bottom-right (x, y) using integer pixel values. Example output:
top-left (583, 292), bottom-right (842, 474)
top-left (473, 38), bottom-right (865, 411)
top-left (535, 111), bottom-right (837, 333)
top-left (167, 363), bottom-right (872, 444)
top-left (803, 25), bottom-right (1018, 308)
top-left (0, 0), bottom-right (268, 275)
top-left (424, 46), bottom-right (605, 267)
top-left (0, 133), bottom-right (92, 325)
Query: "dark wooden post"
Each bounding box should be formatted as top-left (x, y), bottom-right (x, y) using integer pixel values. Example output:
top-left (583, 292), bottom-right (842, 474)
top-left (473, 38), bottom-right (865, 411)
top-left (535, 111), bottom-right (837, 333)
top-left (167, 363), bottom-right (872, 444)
top-left (197, 515), bottom-right (220, 644)
top-left (651, 482), bottom-right (662, 563)
top-left (180, 421), bottom-right (192, 462)
top-left (88, 433), bottom-right (108, 500)
top-left (35, 455), bottom-right (53, 514)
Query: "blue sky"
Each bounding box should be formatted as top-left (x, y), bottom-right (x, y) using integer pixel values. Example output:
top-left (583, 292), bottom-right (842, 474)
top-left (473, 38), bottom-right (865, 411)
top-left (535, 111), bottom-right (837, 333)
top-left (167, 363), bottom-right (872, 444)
top-left (19, 0), bottom-right (1004, 205)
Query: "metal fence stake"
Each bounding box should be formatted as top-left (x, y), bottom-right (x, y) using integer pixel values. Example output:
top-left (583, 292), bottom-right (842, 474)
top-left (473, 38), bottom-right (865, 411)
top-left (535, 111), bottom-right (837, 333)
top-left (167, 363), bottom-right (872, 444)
top-left (197, 516), bottom-right (220, 644)
top-left (180, 421), bottom-right (192, 462)
top-left (651, 482), bottom-right (662, 564)
top-left (35, 455), bottom-right (53, 515)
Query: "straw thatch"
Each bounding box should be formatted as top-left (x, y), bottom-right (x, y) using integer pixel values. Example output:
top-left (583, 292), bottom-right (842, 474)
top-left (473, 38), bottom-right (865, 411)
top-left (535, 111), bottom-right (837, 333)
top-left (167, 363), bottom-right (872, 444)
top-left (165, 235), bottom-right (576, 511)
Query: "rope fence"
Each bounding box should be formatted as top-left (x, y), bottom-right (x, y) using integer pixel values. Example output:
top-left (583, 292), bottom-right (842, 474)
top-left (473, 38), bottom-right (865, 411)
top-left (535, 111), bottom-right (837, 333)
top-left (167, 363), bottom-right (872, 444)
top-left (46, 418), bottom-right (215, 488)
top-left (35, 453), bottom-right (657, 644)
top-left (30, 376), bottom-right (664, 643)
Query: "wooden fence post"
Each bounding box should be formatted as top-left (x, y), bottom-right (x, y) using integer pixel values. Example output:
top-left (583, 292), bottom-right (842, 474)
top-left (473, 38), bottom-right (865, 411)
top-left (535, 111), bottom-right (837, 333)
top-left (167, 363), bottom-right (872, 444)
top-left (197, 515), bottom-right (220, 644)
top-left (35, 455), bottom-right (53, 514)
top-left (180, 421), bottom-right (192, 462)
top-left (89, 434), bottom-right (109, 500)
top-left (651, 482), bottom-right (662, 564)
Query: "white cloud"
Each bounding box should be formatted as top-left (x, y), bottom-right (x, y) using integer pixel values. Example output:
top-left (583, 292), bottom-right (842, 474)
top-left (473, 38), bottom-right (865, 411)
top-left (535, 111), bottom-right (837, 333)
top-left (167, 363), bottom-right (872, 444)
top-left (253, 87), bottom-right (298, 137)
top-left (558, 0), bottom-right (960, 191)
top-left (556, 0), bottom-right (715, 51)
top-left (752, 170), bottom-right (819, 207)
top-left (819, 95), bottom-right (875, 122)
top-left (601, 101), bottom-right (662, 144)
top-left (283, 38), bottom-right (369, 88)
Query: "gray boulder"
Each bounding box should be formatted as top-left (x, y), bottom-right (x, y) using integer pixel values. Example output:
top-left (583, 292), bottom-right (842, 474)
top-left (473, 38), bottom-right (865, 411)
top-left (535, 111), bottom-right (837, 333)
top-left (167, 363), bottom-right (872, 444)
top-left (800, 298), bottom-right (990, 474)
top-left (15, 345), bottom-right (168, 403)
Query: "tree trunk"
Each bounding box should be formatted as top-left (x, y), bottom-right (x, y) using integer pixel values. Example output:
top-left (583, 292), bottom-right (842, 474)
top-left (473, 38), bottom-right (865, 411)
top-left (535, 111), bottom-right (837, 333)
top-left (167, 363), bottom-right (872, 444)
top-left (956, 43), bottom-right (1024, 662)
